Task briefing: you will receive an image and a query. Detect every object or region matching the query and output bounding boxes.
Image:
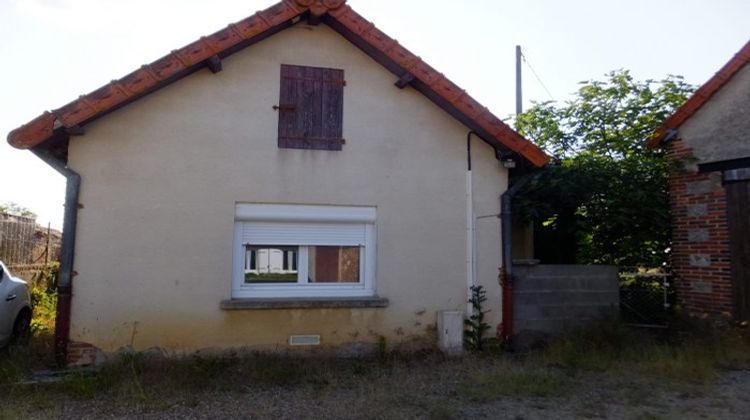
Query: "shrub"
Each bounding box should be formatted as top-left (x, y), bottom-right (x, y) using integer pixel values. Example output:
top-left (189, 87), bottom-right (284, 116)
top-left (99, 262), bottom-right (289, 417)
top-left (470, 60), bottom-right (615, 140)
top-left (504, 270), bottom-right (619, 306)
top-left (464, 285), bottom-right (490, 351)
top-left (29, 287), bottom-right (56, 335)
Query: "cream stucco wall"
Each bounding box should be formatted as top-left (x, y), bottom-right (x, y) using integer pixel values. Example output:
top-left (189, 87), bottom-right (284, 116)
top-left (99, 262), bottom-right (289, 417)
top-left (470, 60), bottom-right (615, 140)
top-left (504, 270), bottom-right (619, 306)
top-left (679, 62), bottom-right (750, 165)
top-left (67, 23), bottom-right (507, 354)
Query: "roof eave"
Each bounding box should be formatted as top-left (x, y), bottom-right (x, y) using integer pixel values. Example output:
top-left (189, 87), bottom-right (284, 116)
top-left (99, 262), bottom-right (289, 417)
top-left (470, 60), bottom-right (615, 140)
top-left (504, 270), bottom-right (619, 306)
top-left (647, 38), bottom-right (750, 149)
top-left (7, 0), bottom-right (549, 167)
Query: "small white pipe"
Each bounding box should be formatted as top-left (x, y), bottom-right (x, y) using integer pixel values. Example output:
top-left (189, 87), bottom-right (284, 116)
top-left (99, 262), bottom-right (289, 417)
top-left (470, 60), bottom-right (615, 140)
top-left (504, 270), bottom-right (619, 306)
top-left (466, 170), bottom-right (475, 316)
top-left (472, 211), bottom-right (477, 289)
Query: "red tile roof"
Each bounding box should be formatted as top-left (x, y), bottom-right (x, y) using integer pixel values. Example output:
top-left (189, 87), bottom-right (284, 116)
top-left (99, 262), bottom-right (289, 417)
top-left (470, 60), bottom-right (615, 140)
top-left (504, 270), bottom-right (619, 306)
top-left (7, 0), bottom-right (549, 167)
top-left (647, 39), bottom-right (750, 148)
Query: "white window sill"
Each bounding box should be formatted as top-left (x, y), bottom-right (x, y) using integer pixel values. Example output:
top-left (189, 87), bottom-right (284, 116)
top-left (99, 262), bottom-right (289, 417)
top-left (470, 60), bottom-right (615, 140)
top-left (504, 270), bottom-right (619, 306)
top-left (220, 296), bottom-right (389, 310)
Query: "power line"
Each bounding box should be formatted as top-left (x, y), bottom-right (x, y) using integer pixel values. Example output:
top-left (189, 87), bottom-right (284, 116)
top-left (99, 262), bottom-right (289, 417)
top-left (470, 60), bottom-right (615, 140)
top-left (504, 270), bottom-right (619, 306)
top-left (521, 51), bottom-right (555, 102)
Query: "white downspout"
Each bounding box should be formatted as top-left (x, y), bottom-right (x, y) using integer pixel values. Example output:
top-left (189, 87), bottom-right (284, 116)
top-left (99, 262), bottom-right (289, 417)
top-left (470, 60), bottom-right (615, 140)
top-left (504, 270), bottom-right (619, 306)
top-left (466, 169), bottom-right (475, 316)
top-left (466, 132), bottom-right (478, 318)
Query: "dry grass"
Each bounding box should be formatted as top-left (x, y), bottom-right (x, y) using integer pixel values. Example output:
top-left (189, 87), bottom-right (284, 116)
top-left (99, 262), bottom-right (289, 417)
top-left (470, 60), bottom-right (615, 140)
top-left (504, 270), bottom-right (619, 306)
top-left (459, 368), bottom-right (567, 401)
top-left (532, 319), bottom-right (750, 383)
top-left (1, 319), bottom-right (750, 418)
top-left (0, 332), bottom-right (55, 384)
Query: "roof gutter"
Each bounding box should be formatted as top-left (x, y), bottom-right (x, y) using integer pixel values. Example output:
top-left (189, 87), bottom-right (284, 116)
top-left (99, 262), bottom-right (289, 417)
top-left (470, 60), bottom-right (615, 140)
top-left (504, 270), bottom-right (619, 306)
top-left (499, 173), bottom-right (533, 342)
top-left (30, 146), bottom-right (79, 366)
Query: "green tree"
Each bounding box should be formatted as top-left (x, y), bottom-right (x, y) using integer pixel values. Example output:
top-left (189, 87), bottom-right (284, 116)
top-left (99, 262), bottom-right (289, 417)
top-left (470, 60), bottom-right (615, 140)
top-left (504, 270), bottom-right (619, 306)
top-left (0, 201), bottom-right (36, 218)
top-left (514, 70), bottom-right (694, 268)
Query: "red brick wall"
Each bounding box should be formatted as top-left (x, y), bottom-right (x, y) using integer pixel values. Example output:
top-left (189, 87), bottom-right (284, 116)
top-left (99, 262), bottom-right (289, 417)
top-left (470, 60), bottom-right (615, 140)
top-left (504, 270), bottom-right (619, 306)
top-left (67, 341), bottom-right (102, 366)
top-left (667, 139), bottom-right (733, 316)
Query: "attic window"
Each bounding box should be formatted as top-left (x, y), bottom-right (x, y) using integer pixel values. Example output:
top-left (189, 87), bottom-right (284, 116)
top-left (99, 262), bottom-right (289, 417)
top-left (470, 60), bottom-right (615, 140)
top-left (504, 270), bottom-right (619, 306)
top-left (277, 64), bottom-right (345, 150)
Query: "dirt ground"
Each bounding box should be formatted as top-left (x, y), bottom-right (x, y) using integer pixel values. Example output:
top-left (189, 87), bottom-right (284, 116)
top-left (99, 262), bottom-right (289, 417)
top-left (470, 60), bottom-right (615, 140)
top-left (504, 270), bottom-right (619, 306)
top-left (2, 355), bottom-right (750, 419)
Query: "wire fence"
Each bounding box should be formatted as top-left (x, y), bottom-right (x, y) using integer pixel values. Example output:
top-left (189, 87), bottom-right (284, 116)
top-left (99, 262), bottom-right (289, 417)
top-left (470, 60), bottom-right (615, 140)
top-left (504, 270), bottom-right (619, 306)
top-left (0, 212), bottom-right (38, 265)
top-left (0, 212), bottom-right (61, 283)
top-left (619, 271), bottom-right (674, 327)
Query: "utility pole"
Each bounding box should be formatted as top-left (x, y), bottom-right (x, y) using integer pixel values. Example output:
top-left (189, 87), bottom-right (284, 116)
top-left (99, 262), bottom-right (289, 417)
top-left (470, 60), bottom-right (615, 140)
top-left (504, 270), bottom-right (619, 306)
top-left (515, 45), bottom-right (523, 115)
top-left (45, 222), bottom-right (51, 264)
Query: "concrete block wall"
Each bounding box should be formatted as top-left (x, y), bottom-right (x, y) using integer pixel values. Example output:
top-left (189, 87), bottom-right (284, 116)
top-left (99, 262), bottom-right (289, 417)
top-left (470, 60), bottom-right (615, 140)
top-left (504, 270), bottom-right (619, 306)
top-left (513, 264), bottom-right (619, 335)
top-left (667, 139), bottom-right (733, 315)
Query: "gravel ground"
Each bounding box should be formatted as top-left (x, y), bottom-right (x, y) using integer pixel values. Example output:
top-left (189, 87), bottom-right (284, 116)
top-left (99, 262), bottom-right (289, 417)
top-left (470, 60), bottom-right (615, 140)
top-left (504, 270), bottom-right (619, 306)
top-left (4, 357), bottom-right (750, 420)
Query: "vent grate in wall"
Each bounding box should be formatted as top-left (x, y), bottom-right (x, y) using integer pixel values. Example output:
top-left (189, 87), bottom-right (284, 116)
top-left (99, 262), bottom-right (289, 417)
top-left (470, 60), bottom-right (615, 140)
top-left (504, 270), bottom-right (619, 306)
top-left (289, 335), bottom-right (321, 346)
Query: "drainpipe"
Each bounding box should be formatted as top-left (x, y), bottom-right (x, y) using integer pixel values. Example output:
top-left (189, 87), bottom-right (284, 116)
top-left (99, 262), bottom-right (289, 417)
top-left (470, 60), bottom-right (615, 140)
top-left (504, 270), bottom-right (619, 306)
top-left (31, 146), bottom-right (80, 366)
top-left (499, 173), bottom-right (532, 342)
top-left (466, 132), bottom-right (478, 316)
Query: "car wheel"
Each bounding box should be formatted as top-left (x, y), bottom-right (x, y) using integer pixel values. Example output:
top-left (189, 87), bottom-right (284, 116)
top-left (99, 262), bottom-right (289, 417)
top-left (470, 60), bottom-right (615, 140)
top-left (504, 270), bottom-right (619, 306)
top-left (11, 309), bottom-right (31, 345)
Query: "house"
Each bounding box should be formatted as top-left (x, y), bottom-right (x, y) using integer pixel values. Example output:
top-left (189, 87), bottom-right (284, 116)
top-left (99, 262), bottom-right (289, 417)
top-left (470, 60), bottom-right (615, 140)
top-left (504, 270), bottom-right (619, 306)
top-left (648, 39), bottom-right (750, 321)
top-left (7, 0), bottom-right (548, 365)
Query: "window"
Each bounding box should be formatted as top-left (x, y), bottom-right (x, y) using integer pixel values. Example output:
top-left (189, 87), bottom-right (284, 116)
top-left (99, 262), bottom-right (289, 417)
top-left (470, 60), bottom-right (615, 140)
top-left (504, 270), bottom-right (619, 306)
top-left (245, 246), bottom-right (298, 283)
top-left (282, 248), bottom-right (297, 272)
top-left (277, 64), bottom-right (345, 151)
top-left (233, 204), bottom-right (376, 298)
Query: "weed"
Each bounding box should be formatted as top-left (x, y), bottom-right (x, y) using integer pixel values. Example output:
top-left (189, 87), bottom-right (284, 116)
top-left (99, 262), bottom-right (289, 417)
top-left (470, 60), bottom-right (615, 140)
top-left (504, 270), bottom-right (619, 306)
top-left (575, 397), bottom-right (609, 418)
top-left (27, 262), bottom-right (59, 336)
top-left (634, 345), bottom-right (716, 383)
top-left (464, 285), bottom-right (490, 352)
top-left (460, 369), bottom-right (567, 401)
top-left (65, 372), bottom-right (98, 399)
top-left (350, 359), bottom-right (373, 376)
top-left (377, 335), bottom-right (388, 362)
top-left (189, 354), bottom-right (234, 385)
top-left (535, 319), bottom-right (644, 371)
top-left (0, 353), bottom-right (24, 386)
top-left (101, 352), bottom-right (153, 401)
top-left (250, 355), bottom-right (309, 385)
top-left (623, 383), bottom-right (659, 406)
top-left (631, 411), bottom-right (669, 420)
top-left (0, 407), bottom-right (25, 420)
top-left (29, 287), bottom-right (57, 335)
top-left (2, 319), bottom-right (749, 418)
top-left (428, 405), bottom-right (458, 420)
top-left (530, 318), bottom-right (750, 384)
top-left (31, 262), bottom-right (60, 291)
top-left (25, 391), bottom-right (57, 411)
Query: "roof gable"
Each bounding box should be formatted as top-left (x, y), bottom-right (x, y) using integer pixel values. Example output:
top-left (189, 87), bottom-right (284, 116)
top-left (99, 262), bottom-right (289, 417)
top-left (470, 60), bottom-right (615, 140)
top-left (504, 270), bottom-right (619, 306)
top-left (7, 0), bottom-right (549, 167)
top-left (647, 39), bottom-right (750, 147)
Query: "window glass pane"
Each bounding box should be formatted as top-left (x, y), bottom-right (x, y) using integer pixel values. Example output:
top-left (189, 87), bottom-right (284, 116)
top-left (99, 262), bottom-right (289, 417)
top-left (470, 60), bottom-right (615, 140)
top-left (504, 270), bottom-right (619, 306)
top-left (244, 246), bottom-right (298, 283)
top-left (307, 246), bottom-right (360, 283)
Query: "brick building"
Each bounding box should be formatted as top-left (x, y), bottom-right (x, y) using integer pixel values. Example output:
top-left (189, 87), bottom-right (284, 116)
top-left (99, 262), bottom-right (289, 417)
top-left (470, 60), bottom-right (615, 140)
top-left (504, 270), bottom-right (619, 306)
top-left (648, 39), bottom-right (750, 320)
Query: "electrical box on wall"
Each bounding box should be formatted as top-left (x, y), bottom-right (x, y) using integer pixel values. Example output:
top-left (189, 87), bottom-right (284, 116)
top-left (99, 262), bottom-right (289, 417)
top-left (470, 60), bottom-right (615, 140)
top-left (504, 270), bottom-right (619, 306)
top-left (437, 310), bottom-right (464, 355)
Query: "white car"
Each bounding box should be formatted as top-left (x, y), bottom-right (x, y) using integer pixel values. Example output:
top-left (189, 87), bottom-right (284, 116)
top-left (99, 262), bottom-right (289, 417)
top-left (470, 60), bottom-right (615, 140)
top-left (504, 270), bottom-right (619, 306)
top-left (0, 261), bottom-right (32, 347)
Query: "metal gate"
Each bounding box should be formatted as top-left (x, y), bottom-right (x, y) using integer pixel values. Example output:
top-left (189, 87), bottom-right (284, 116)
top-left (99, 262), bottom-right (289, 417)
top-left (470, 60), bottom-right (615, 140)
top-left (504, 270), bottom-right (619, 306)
top-left (619, 271), bottom-right (674, 326)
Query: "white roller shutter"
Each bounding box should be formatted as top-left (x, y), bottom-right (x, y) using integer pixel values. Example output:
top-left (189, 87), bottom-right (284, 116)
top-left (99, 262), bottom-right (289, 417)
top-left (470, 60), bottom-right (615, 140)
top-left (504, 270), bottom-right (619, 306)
top-left (235, 203), bottom-right (376, 223)
top-left (241, 222), bottom-right (366, 246)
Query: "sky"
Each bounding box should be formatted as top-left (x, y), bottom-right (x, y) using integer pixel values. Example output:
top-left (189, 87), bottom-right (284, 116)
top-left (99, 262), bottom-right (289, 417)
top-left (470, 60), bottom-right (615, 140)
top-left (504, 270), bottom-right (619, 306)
top-left (0, 0), bottom-right (748, 230)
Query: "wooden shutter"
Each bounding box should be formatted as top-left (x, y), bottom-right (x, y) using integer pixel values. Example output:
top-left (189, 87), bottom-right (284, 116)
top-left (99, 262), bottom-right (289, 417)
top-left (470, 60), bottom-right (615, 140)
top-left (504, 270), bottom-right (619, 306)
top-left (278, 64), bottom-right (345, 150)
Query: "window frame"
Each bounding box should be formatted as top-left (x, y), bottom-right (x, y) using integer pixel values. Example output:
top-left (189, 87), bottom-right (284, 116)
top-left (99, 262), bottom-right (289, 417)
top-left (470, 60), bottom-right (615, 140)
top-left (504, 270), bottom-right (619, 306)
top-left (232, 204), bottom-right (376, 299)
